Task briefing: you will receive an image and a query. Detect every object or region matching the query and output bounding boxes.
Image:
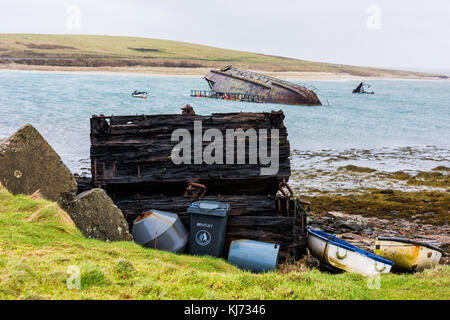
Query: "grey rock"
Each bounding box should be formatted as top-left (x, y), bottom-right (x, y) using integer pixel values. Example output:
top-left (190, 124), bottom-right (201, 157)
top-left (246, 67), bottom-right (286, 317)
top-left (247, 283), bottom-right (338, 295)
top-left (63, 188), bottom-right (133, 242)
top-left (321, 225), bottom-right (338, 234)
top-left (0, 124), bottom-right (77, 203)
top-left (335, 219), bottom-right (363, 233)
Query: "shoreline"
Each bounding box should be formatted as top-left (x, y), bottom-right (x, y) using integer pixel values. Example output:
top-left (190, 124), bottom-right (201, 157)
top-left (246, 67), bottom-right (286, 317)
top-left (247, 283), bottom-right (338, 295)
top-left (1, 63), bottom-right (448, 81)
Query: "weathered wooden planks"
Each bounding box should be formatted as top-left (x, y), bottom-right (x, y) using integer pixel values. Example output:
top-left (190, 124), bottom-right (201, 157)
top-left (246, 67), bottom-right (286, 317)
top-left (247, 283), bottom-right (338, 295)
top-left (89, 110), bottom-right (307, 259)
top-left (114, 194), bottom-right (306, 259)
top-left (115, 195), bottom-right (277, 221)
top-left (90, 111), bottom-right (290, 195)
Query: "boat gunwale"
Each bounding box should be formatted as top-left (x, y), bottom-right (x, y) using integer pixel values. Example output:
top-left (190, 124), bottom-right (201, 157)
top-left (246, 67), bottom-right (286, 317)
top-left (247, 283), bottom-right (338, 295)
top-left (308, 228), bottom-right (395, 265)
top-left (377, 236), bottom-right (444, 253)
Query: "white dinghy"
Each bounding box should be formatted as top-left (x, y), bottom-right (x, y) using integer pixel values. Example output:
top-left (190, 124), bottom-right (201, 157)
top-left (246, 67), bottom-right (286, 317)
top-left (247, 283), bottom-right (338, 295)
top-left (374, 237), bottom-right (443, 272)
top-left (131, 90), bottom-right (148, 99)
top-left (308, 229), bottom-right (394, 276)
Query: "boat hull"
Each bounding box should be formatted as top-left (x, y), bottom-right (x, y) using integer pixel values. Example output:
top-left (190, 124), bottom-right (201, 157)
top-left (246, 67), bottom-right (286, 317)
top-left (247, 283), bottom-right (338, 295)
top-left (204, 67), bottom-right (321, 106)
top-left (374, 238), bottom-right (442, 271)
top-left (308, 230), bottom-right (393, 276)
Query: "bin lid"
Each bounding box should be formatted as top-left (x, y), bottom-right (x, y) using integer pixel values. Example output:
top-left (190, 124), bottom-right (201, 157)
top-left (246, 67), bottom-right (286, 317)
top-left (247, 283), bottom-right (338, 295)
top-left (187, 200), bottom-right (230, 217)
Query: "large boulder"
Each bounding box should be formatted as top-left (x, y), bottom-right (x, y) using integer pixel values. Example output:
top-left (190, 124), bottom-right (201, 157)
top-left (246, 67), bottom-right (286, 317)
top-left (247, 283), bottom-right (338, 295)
top-left (64, 188), bottom-right (133, 241)
top-left (0, 124), bottom-right (77, 203)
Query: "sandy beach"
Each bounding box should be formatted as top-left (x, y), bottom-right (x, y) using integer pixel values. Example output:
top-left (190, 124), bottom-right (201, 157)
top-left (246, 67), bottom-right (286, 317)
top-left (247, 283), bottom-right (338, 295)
top-left (1, 63), bottom-right (446, 81)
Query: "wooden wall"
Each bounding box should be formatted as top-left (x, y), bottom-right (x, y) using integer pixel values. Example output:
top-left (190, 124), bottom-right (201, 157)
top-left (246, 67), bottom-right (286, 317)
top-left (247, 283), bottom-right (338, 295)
top-left (90, 111), bottom-right (306, 259)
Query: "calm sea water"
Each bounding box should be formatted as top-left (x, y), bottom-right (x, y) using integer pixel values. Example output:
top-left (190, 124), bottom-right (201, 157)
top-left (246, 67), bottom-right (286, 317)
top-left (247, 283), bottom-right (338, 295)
top-left (0, 71), bottom-right (449, 173)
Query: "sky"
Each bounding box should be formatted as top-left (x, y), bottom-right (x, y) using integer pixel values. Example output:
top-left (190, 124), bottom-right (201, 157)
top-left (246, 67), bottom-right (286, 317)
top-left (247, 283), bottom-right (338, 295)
top-left (1, 0), bottom-right (449, 70)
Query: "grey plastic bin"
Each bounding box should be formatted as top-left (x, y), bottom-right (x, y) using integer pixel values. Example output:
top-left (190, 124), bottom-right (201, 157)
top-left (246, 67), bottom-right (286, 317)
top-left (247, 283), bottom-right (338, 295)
top-left (132, 210), bottom-right (188, 253)
top-left (228, 239), bottom-right (280, 272)
top-left (187, 201), bottom-right (230, 257)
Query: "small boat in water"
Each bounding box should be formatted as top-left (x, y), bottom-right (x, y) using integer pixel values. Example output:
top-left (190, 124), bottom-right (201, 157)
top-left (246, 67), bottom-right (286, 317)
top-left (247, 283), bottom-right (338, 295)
top-left (374, 237), bottom-right (443, 272)
top-left (132, 90), bottom-right (148, 99)
top-left (308, 229), bottom-right (394, 276)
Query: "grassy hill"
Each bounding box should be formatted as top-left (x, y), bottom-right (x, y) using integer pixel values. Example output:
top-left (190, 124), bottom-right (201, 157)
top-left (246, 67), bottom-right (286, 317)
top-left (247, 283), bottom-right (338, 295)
top-left (0, 184), bottom-right (448, 300)
top-left (0, 34), bottom-right (445, 78)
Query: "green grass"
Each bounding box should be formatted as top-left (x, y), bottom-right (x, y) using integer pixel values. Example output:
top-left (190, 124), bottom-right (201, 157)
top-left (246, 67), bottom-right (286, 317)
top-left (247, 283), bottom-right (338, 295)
top-left (0, 33), bottom-right (445, 78)
top-left (0, 185), bottom-right (448, 300)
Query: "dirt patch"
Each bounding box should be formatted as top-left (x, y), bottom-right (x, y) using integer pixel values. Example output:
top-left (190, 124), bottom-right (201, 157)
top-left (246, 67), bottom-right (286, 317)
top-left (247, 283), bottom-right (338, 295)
top-left (7, 58), bottom-right (203, 68)
top-left (16, 42), bottom-right (77, 50)
top-left (278, 255), bottom-right (320, 274)
top-left (22, 50), bottom-right (45, 57)
top-left (128, 47), bottom-right (161, 52)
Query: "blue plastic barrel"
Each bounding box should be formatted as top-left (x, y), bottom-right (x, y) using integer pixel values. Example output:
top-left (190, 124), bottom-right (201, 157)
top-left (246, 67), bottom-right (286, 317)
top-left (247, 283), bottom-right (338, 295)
top-left (227, 239), bottom-right (280, 272)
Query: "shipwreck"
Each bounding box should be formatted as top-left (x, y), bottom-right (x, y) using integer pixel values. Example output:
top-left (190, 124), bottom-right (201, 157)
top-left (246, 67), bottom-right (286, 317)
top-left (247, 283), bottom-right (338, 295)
top-left (88, 109), bottom-right (308, 259)
top-left (191, 66), bottom-right (322, 106)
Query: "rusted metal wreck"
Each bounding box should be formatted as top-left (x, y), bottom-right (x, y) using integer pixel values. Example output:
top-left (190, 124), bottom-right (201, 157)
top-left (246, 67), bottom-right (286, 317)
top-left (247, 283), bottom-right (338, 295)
top-left (196, 65), bottom-right (321, 106)
top-left (89, 109), bottom-right (308, 259)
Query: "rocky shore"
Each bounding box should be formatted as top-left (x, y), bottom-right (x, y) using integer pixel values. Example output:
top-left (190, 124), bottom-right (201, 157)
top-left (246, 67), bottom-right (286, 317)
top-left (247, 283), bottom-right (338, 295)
top-left (290, 147), bottom-right (449, 262)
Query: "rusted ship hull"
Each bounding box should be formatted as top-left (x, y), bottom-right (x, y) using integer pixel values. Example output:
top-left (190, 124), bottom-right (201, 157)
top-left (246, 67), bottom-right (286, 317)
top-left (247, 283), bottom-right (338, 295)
top-left (204, 66), bottom-right (322, 106)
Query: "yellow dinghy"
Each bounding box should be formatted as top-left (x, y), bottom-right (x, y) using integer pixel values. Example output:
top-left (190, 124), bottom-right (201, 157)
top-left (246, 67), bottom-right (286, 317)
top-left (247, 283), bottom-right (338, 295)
top-left (374, 237), bottom-right (444, 272)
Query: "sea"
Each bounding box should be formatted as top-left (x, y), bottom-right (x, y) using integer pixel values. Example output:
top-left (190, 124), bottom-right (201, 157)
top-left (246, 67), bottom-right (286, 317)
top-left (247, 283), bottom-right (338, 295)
top-left (0, 71), bottom-right (449, 175)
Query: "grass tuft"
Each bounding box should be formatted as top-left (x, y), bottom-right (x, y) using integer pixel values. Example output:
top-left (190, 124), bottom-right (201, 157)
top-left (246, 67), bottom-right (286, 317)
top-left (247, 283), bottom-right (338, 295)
top-left (114, 257), bottom-right (135, 280)
top-left (81, 262), bottom-right (109, 288)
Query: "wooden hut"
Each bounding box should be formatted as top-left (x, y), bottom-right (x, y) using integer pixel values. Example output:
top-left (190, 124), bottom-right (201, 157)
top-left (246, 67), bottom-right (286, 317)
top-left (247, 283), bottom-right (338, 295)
top-left (89, 110), bottom-right (307, 259)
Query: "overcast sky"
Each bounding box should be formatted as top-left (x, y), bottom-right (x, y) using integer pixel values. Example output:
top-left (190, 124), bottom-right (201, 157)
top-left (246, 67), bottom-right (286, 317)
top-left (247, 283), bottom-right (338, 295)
top-left (1, 0), bottom-right (449, 70)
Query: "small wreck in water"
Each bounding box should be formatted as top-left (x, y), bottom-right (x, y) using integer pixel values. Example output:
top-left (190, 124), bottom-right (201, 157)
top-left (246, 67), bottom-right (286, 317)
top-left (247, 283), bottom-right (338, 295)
top-left (192, 66), bottom-right (322, 106)
top-left (352, 81), bottom-right (374, 94)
